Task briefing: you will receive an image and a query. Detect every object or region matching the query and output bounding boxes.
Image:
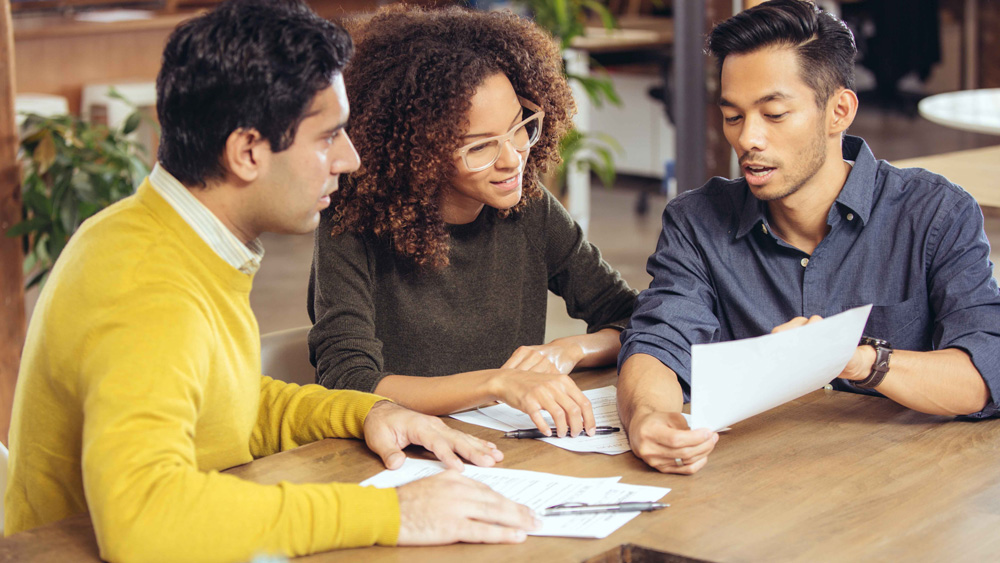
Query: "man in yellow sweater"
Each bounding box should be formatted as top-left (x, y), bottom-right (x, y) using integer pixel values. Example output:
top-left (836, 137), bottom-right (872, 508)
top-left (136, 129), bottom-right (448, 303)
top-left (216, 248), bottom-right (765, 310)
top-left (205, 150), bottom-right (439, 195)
top-left (4, 0), bottom-right (538, 560)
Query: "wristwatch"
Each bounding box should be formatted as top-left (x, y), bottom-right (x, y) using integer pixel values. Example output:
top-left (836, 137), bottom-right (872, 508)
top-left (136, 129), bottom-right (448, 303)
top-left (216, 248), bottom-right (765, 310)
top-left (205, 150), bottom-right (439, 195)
top-left (855, 336), bottom-right (892, 389)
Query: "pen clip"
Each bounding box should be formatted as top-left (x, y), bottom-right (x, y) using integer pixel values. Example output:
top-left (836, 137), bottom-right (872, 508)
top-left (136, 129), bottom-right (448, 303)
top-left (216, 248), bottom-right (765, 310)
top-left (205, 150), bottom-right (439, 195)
top-left (545, 502), bottom-right (589, 509)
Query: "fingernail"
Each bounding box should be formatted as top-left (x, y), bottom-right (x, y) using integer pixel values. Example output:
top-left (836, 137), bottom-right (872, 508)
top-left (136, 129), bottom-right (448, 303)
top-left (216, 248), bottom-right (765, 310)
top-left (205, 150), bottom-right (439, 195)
top-left (515, 530), bottom-right (527, 541)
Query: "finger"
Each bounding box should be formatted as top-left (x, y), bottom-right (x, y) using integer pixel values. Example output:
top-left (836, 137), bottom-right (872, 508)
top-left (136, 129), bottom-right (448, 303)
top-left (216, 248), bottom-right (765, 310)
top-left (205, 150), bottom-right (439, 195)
top-left (527, 410), bottom-right (552, 436)
top-left (448, 430), bottom-right (503, 467)
top-left (806, 314), bottom-right (824, 324)
top-left (542, 399), bottom-right (569, 437)
top-left (461, 482), bottom-right (539, 531)
top-left (668, 432), bottom-right (719, 460)
top-left (771, 316), bottom-right (810, 334)
top-left (656, 427), bottom-right (714, 450)
top-left (371, 438), bottom-right (407, 470)
top-left (566, 385), bottom-right (596, 435)
top-left (419, 434), bottom-right (466, 472)
top-left (550, 390), bottom-right (585, 438)
top-left (455, 521), bottom-right (529, 544)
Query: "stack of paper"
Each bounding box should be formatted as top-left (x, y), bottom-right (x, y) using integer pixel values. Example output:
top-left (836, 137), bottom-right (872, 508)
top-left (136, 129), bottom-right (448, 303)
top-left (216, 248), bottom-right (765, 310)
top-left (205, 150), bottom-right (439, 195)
top-left (360, 459), bottom-right (670, 538)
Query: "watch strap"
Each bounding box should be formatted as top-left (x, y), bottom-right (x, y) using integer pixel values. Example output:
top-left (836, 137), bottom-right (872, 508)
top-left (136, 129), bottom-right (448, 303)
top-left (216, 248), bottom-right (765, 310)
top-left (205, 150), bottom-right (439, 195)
top-left (856, 339), bottom-right (892, 389)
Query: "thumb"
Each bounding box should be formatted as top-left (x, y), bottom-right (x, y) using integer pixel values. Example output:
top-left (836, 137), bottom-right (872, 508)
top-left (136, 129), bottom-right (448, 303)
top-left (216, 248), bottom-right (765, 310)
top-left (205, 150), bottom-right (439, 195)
top-left (367, 430), bottom-right (407, 469)
top-left (377, 445), bottom-right (406, 470)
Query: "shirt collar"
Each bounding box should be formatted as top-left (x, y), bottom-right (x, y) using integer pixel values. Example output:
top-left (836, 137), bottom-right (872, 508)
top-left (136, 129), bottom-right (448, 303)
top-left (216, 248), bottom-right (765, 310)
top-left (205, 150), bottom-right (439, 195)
top-left (148, 163), bottom-right (264, 274)
top-left (735, 135), bottom-right (877, 239)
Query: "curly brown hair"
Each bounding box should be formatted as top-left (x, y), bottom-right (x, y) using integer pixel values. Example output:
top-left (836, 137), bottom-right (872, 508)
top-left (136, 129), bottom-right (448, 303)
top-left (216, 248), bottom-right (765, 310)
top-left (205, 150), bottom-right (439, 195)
top-left (329, 4), bottom-right (575, 268)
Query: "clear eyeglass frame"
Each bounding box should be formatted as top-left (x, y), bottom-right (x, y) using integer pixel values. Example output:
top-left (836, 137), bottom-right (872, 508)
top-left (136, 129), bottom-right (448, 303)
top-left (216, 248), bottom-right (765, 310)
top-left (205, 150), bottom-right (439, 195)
top-left (454, 97), bottom-right (545, 172)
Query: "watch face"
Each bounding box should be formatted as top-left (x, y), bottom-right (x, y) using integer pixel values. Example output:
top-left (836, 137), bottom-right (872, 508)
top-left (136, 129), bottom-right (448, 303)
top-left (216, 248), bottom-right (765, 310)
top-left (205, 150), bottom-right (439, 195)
top-left (860, 336), bottom-right (891, 349)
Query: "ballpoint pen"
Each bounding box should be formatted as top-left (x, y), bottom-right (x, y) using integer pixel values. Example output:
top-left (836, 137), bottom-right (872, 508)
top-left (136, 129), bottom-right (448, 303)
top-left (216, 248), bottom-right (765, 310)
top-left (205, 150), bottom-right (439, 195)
top-left (542, 502), bottom-right (669, 517)
top-left (502, 426), bottom-right (621, 438)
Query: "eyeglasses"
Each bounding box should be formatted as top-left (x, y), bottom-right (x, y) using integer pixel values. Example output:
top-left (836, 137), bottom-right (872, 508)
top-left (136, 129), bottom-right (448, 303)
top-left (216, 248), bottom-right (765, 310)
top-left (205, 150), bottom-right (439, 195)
top-left (455, 97), bottom-right (545, 172)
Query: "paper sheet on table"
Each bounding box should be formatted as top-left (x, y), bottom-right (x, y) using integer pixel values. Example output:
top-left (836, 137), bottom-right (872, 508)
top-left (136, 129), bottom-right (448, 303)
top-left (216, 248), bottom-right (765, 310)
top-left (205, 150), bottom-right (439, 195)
top-left (689, 304), bottom-right (872, 432)
top-left (451, 386), bottom-right (632, 454)
top-left (360, 458), bottom-right (669, 538)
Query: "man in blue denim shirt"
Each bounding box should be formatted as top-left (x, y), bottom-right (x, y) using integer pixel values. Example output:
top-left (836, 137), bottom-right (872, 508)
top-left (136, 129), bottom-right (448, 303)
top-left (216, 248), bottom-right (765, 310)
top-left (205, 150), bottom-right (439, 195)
top-left (617, 0), bottom-right (1000, 474)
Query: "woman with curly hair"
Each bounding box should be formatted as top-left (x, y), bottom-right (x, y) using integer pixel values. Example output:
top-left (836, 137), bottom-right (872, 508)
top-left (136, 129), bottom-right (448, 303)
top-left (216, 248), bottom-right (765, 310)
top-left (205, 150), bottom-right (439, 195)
top-left (307, 5), bottom-right (637, 437)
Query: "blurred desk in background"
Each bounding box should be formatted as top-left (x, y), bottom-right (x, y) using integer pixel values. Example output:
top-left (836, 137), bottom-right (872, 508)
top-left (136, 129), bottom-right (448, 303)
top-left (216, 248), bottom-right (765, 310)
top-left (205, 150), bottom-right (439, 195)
top-left (894, 145), bottom-right (1000, 213)
top-left (918, 89), bottom-right (1000, 136)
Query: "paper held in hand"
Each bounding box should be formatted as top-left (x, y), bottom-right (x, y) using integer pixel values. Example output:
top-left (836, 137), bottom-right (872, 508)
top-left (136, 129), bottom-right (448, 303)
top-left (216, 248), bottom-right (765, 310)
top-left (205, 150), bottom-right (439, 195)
top-left (688, 304), bottom-right (872, 432)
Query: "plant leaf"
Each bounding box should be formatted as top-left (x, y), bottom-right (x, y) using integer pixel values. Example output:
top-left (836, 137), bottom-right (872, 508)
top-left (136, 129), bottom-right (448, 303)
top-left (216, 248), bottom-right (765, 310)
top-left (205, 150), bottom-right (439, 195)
top-left (35, 131), bottom-right (57, 175)
top-left (4, 216), bottom-right (49, 238)
top-left (122, 112), bottom-right (142, 136)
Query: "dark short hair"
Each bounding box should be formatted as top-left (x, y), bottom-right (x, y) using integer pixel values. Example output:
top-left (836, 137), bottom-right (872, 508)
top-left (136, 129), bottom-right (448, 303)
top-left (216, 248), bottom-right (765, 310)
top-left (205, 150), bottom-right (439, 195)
top-left (707, 0), bottom-right (856, 107)
top-left (156, 0), bottom-right (353, 186)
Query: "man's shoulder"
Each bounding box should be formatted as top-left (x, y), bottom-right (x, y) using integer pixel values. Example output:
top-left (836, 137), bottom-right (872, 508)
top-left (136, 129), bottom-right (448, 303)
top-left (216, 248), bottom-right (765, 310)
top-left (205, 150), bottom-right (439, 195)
top-left (877, 160), bottom-right (975, 207)
top-left (665, 176), bottom-right (746, 224)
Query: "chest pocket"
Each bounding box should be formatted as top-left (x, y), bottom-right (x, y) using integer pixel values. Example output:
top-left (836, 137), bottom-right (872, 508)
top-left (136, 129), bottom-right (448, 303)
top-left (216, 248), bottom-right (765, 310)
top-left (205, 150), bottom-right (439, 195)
top-left (864, 296), bottom-right (931, 350)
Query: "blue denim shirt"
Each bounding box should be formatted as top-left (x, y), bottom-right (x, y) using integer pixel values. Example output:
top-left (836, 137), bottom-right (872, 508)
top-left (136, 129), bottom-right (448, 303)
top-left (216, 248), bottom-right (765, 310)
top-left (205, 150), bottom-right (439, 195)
top-left (620, 136), bottom-right (1000, 417)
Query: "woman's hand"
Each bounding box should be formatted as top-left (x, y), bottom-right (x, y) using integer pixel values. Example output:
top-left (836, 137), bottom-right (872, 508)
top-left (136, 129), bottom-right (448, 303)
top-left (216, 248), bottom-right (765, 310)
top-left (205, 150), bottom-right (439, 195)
top-left (500, 343), bottom-right (584, 375)
top-left (487, 370), bottom-right (595, 437)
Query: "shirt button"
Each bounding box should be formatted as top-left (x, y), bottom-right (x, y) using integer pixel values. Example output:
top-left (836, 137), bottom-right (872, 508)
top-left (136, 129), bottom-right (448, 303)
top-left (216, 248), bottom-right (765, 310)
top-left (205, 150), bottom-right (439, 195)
top-left (801, 258), bottom-right (809, 267)
top-left (847, 213), bottom-right (855, 221)
top-left (762, 224), bottom-right (768, 235)
top-left (823, 384), bottom-right (833, 390)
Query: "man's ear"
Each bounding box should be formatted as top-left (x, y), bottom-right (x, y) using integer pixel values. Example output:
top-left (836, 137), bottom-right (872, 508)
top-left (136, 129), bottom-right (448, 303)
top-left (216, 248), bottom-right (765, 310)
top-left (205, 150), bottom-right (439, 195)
top-left (828, 88), bottom-right (858, 135)
top-left (221, 128), bottom-right (267, 183)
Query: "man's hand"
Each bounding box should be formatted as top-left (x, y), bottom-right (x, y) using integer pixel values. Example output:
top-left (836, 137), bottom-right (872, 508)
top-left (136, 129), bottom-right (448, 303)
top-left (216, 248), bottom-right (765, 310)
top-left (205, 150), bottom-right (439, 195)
top-left (771, 315), bottom-right (873, 381)
top-left (488, 370), bottom-right (596, 437)
top-left (363, 401), bottom-right (503, 470)
top-left (501, 343), bottom-right (583, 375)
top-left (626, 407), bottom-right (718, 475)
top-left (396, 470), bottom-right (539, 545)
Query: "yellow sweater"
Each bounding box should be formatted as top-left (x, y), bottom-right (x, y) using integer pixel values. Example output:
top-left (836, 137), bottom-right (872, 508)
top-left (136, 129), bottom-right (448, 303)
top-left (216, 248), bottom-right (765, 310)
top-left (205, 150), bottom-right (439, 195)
top-left (5, 180), bottom-right (400, 562)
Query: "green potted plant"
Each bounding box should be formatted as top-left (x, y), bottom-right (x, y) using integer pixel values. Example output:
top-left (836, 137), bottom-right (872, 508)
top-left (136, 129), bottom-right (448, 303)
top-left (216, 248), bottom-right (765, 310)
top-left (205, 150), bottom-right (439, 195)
top-left (514, 0), bottom-right (623, 191)
top-left (7, 92), bottom-right (152, 289)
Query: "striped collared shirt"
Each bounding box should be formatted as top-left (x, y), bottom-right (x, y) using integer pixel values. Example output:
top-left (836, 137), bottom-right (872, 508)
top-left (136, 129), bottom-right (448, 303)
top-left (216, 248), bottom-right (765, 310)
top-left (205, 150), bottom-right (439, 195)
top-left (148, 163), bottom-right (264, 274)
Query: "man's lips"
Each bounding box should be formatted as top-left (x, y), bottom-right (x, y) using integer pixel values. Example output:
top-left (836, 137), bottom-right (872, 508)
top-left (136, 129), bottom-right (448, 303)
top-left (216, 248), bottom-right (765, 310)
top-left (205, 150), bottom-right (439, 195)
top-left (743, 164), bottom-right (776, 187)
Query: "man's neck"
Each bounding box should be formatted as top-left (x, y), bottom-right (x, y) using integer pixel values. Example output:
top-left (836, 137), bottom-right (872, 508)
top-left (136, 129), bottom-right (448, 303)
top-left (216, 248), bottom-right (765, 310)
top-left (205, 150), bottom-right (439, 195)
top-left (187, 182), bottom-right (259, 245)
top-left (766, 159), bottom-right (852, 256)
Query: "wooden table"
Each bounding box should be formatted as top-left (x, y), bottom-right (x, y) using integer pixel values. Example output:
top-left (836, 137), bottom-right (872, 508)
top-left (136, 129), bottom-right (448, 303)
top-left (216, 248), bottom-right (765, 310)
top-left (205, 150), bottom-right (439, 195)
top-left (893, 145), bottom-right (1000, 212)
top-left (3, 368), bottom-right (999, 562)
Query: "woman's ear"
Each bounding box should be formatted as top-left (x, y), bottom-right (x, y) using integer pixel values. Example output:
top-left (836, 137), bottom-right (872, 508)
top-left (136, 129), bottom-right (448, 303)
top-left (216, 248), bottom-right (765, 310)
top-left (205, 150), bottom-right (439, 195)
top-left (221, 128), bottom-right (267, 182)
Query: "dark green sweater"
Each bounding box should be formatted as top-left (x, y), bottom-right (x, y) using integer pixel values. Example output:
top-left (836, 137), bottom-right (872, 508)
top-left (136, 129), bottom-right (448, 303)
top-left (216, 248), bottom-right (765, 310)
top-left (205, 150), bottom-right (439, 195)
top-left (307, 189), bottom-right (637, 392)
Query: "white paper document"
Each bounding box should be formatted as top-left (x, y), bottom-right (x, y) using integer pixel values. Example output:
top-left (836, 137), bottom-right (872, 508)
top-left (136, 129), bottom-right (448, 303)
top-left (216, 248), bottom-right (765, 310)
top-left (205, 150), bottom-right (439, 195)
top-left (360, 458), bottom-right (670, 538)
top-left (451, 386), bottom-right (631, 454)
top-left (689, 304), bottom-right (872, 432)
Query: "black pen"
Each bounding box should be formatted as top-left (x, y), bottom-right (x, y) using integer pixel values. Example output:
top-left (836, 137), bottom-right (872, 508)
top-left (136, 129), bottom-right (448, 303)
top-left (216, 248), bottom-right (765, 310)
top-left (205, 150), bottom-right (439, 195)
top-left (502, 426), bottom-right (621, 438)
top-left (542, 502), bottom-right (669, 516)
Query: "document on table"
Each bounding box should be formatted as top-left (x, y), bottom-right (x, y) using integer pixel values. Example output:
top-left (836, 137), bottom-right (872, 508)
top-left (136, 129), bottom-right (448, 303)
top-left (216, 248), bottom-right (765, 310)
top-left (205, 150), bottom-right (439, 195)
top-left (451, 385), bottom-right (632, 455)
top-left (689, 304), bottom-right (872, 432)
top-left (360, 458), bottom-right (670, 538)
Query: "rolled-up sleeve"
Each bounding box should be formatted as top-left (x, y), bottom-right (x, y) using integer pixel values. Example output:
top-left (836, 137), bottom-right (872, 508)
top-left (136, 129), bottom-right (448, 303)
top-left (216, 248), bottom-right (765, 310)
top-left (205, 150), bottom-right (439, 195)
top-left (618, 198), bottom-right (722, 398)
top-left (926, 191), bottom-right (1000, 418)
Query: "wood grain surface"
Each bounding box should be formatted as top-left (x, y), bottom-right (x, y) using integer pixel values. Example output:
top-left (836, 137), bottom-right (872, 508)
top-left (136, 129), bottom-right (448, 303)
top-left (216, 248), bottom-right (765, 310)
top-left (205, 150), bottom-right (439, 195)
top-left (2, 369), bottom-right (998, 562)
